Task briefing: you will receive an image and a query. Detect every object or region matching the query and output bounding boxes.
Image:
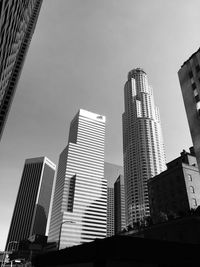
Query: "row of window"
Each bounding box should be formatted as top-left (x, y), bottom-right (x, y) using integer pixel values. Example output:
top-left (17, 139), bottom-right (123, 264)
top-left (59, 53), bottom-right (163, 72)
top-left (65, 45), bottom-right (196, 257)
top-left (188, 64), bottom-right (200, 79)
top-left (189, 67), bottom-right (200, 115)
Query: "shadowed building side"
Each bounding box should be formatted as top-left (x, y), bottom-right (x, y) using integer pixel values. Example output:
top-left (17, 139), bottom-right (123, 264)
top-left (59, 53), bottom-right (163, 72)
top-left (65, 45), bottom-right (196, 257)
top-left (114, 175), bottom-right (126, 234)
top-left (107, 187), bottom-right (114, 237)
top-left (178, 48), bottom-right (200, 171)
top-left (6, 157), bottom-right (56, 250)
top-left (104, 163), bottom-right (123, 237)
top-left (148, 149), bottom-right (200, 224)
top-left (33, 235), bottom-right (200, 267)
top-left (0, 0), bottom-right (43, 140)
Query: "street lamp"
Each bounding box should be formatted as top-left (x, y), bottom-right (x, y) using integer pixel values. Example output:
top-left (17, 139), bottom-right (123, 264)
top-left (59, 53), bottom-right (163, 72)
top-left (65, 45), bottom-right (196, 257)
top-left (57, 220), bottom-right (75, 250)
top-left (1, 241), bottom-right (19, 267)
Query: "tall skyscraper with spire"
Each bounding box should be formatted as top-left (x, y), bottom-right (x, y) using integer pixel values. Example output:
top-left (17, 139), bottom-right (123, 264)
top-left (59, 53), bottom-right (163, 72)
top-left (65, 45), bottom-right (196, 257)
top-left (122, 68), bottom-right (166, 225)
top-left (48, 109), bottom-right (107, 249)
top-left (0, 0), bottom-right (43, 140)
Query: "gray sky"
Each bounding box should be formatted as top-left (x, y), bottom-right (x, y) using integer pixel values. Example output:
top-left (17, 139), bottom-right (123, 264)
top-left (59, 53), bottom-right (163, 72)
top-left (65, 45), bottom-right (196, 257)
top-left (0, 0), bottom-right (199, 249)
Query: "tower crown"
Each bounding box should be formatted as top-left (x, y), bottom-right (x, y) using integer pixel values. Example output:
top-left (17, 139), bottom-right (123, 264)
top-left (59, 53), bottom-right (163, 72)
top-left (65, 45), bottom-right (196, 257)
top-left (128, 68), bottom-right (146, 80)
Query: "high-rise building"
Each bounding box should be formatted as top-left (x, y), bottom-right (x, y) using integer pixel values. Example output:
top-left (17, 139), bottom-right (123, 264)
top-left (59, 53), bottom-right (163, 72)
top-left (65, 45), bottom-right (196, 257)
top-left (6, 157), bottom-right (56, 248)
top-left (148, 148), bottom-right (200, 224)
top-left (0, 0), bottom-right (43, 140)
top-left (104, 162), bottom-right (124, 236)
top-left (107, 187), bottom-right (114, 237)
top-left (122, 68), bottom-right (166, 225)
top-left (178, 48), bottom-right (200, 171)
top-left (104, 162), bottom-right (123, 187)
top-left (48, 109), bottom-right (107, 249)
top-left (114, 175), bottom-right (126, 234)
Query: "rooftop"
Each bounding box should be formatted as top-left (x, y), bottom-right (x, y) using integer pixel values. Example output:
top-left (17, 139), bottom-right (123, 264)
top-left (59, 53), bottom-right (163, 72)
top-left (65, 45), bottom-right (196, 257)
top-left (181, 47), bottom-right (200, 68)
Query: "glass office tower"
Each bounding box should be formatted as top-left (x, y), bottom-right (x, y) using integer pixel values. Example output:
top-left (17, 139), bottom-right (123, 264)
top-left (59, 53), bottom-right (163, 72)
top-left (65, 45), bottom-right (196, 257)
top-left (6, 157), bottom-right (56, 248)
top-left (49, 109), bottom-right (107, 249)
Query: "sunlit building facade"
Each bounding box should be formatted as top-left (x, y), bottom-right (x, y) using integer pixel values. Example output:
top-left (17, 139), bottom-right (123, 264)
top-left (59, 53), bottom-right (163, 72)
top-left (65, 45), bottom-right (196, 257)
top-left (48, 109), bottom-right (107, 249)
top-left (122, 68), bottom-right (166, 225)
top-left (0, 0), bottom-right (43, 140)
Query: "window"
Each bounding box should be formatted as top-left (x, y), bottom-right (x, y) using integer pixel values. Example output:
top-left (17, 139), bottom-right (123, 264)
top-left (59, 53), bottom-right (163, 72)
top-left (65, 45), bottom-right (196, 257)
top-left (197, 101), bottom-right (200, 111)
top-left (188, 174), bottom-right (192, 181)
top-left (192, 83), bottom-right (197, 90)
top-left (196, 65), bottom-right (200, 72)
top-left (189, 71), bottom-right (193, 78)
top-left (192, 198), bottom-right (197, 207)
top-left (190, 186), bottom-right (195, 193)
top-left (195, 95), bottom-right (200, 103)
top-left (194, 89), bottom-right (198, 96)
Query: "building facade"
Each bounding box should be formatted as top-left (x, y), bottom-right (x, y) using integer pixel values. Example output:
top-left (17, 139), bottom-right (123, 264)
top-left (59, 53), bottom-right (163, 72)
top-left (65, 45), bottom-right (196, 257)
top-left (114, 175), bottom-right (126, 234)
top-left (104, 162), bottom-right (124, 236)
top-left (178, 48), bottom-right (200, 171)
top-left (48, 109), bottom-right (107, 249)
top-left (104, 162), bottom-right (123, 187)
top-left (148, 148), bottom-right (200, 223)
top-left (107, 187), bottom-right (114, 237)
top-left (6, 157), bottom-right (56, 249)
top-left (0, 0), bottom-right (43, 140)
top-left (122, 68), bottom-right (166, 225)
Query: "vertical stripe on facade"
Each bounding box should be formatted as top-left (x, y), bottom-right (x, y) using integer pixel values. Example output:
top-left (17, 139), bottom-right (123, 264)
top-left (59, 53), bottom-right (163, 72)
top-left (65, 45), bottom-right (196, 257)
top-left (6, 157), bottom-right (56, 249)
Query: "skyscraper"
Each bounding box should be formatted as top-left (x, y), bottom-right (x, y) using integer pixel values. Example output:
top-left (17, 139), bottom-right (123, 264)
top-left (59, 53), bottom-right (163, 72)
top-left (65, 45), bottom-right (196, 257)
top-left (178, 48), bottom-right (200, 171)
top-left (114, 175), bottom-right (126, 234)
top-left (6, 157), bottom-right (56, 248)
top-left (0, 0), bottom-right (43, 140)
top-left (104, 162), bottom-right (123, 187)
top-left (104, 163), bottom-right (123, 237)
top-left (122, 68), bottom-right (166, 225)
top-left (107, 187), bottom-right (114, 237)
top-left (48, 109), bottom-right (107, 249)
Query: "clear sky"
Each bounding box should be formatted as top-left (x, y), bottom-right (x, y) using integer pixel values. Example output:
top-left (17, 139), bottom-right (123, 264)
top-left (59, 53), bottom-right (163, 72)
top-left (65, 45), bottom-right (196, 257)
top-left (0, 0), bottom-right (199, 250)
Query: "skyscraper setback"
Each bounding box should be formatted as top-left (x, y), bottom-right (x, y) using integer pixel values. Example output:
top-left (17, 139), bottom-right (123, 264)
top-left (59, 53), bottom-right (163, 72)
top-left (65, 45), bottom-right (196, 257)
top-left (0, 0), bottom-right (43, 140)
top-left (122, 68), bottom-right (166, 224)
top-left (48, 109), bottom-right (107, 249)
top-left (6, 157), bottom-right (56, 248)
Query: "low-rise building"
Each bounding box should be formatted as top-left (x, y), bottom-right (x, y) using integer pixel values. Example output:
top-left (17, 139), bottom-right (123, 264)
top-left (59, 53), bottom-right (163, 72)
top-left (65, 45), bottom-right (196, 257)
top-left (148, 148), bottom-right (200, 223)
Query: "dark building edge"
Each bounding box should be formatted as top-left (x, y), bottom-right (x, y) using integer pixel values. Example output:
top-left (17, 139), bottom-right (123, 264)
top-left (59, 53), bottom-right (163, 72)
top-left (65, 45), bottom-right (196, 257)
top-left (0, 0), bottom-right (43, 140)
